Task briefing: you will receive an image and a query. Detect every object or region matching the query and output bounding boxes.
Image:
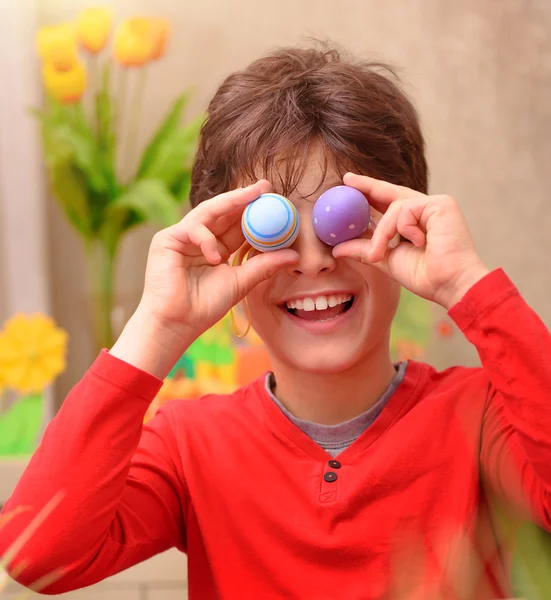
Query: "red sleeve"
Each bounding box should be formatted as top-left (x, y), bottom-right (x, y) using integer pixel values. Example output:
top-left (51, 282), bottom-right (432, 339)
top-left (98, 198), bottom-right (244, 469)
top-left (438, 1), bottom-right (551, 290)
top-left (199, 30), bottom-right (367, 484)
top-left (0, 350), bottom-right (188, 594)
top-left (449, 269), bottom-right (551, 529)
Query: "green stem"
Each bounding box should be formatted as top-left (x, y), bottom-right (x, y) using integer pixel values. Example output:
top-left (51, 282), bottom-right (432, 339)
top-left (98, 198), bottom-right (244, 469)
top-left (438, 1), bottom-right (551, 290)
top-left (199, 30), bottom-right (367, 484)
top-left (115, 66), bottom-right (129, 184)
top-left (88, 54), bottom-right (99, 132)
top-left (85, 239), bottom-right (116, 353)
top-left (116, 65), bottom-right (129, 138)
top-left (71, 103), bottom-right (81, 126)
top-left (124, 65), bottom-right (149, 182)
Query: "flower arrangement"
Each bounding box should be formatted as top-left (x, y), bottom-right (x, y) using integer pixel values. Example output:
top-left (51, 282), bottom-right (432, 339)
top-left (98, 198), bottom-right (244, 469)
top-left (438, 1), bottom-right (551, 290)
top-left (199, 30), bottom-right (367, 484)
top-left (33, 7), bottom-right (202, 352)
top-left (0, 314), bottom-right (68, 457)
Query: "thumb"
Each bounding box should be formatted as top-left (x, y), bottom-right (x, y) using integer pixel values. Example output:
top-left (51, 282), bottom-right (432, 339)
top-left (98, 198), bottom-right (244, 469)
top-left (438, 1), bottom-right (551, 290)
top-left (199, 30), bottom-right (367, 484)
top-left (332, 239), bottom-right (390, 275)
top-left (233, 249), bottom-right (300, 300)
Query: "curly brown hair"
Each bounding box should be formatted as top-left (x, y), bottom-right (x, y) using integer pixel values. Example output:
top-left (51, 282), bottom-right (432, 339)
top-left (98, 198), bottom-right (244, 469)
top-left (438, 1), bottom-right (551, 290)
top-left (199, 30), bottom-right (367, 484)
top-left (189, 44), bottom-right (428, 207)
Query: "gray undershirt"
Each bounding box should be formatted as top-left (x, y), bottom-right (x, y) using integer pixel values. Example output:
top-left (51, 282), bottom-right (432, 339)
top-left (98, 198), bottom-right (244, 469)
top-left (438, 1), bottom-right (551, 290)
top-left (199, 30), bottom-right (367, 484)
top-left (265, 362), bottom-right (407, 457)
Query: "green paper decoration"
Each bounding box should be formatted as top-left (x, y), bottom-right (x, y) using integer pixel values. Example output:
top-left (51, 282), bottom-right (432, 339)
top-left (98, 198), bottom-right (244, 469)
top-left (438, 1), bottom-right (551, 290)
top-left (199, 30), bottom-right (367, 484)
top-left (390, 288), bottom-right (433, 360)
top-left (0, 394), bottom-right (44, 457)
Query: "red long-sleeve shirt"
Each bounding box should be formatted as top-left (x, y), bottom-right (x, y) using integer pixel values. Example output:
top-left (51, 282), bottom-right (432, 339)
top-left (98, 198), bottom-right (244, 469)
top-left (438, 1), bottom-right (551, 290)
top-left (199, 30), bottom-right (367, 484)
top-left (2, 269), bottom-right (551, 599)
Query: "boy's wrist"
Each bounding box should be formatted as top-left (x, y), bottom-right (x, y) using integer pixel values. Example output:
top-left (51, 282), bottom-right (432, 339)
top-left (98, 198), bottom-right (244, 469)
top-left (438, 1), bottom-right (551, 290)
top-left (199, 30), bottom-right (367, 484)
top-left (110, 305), bottom-right (195, 380)
top-left (437, 262), bottom-right (491, 311)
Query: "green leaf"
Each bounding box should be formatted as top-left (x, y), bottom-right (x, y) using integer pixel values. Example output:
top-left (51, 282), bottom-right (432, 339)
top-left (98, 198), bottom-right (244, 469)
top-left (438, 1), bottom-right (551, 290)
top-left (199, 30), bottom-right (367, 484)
top-left (138, 114), bottom-right (203, 188)
top-left (33, 98), bottom-right (112, 196)
top-left (33, 108), bottom-right (74, 168)
top-left (109, 179), bottom-right (181, 228)
top-left (137, 93), bottom-right (190, 178)
top-left (96, 64), bottom-right (114, 150)
top-left (99, 209), bottom-right (130, 257)
top-left (171, 168), bottom-right (192, 204)
top-left (94, 63), bottom-right (119, 200)
top-left (53, 122), bottom-right (111, 195)
top-left (72, 102), bottom-right (92, 135)
top-left (48, 160), bottom-right (93, 238)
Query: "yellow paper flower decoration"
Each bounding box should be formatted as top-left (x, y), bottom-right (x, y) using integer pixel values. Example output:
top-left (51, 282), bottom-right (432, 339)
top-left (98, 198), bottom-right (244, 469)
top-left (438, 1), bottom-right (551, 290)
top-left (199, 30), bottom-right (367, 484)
top-left (36, 22), bottom-right (78, 69)
top-left (149, 18), bottom-right (170, 61)
top-left (76, 7), bottom-right (113, 54)
top-left (42, 59), bottom-right (88, 104)
top-left (113, 18), bottom-right (154, 67)
top-left (0, 314), bottom-right (68, 394)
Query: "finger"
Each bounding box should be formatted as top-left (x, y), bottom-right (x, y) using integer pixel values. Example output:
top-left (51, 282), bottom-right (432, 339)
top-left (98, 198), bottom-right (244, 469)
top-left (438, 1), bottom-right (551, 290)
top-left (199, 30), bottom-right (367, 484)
top-left (369, 201), bottom-right (403, 262)
top-left (195, 180), bottom-right (272, 223)
top-left (370, 198), bottom-right (428, 262)
top-left (396, 201), bottom-right (426, 248)
top-left (332, 239), bottom-right (390, 276)
top-left (234, 250), bottom-right (299, 300)
top-left (217, 219), bottom-right (249, 259)
top-left (191, 210), bottom-right (251, 260)
top-left (170, 180), bottom-right (272, 251)
top-left (343, 172), bottom-right (425, 213)
top-left (187, 223), bottom-right (222, 264)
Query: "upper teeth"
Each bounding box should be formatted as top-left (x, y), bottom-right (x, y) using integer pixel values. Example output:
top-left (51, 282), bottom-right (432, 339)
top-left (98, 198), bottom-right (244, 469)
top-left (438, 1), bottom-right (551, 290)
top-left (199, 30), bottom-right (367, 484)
top-left (286, 294), bottom-right (353, 312)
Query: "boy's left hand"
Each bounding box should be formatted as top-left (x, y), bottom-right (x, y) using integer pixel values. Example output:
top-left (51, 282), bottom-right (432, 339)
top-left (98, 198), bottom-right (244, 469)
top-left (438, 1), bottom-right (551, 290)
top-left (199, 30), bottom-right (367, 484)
top-left (332, 172), bottom-right (490, 310)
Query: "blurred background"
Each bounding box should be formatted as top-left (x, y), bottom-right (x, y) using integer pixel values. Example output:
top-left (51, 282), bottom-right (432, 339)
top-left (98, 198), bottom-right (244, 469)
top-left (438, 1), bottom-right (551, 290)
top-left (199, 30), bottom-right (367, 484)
top-left (0, 0), bottom-right (550, 597)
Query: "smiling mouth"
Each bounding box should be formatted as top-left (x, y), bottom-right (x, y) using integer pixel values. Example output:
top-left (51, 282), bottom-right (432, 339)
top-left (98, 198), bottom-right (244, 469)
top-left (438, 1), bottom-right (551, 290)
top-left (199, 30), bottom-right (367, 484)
top-left (283, 294), bottom-right (355, 322)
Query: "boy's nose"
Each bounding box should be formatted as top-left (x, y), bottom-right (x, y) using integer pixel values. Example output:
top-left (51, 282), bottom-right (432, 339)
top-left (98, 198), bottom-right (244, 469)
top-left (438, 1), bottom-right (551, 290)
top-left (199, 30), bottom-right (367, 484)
top-left (287, 215), bottom-right (337, 277)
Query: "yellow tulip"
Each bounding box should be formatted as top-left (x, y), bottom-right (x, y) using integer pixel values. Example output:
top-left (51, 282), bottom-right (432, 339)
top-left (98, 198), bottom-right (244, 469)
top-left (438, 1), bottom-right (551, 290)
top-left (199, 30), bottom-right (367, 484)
top-left (113, 18), bottom-right (154, 68)
top-left (149, 18), bottom-right (170, 61)
top-left (36, 22), bottom-right (78, 70)
top-left (0, 314), bottom-right (68, 394)
top-left (43, 59), bottom-right (87, 104)
top-left (76, 7), bottom-right (113, 54)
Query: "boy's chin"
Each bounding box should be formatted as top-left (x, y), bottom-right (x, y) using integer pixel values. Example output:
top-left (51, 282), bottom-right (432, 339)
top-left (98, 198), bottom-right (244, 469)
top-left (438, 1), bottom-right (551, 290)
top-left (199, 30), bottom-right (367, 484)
top-left (277, 346), bottom-right (362, 375)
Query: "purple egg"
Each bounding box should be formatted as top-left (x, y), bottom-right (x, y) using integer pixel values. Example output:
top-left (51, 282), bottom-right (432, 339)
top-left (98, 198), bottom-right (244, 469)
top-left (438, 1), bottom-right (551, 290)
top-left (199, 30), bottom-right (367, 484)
top-left (312, 185), bottom-right (371, 246)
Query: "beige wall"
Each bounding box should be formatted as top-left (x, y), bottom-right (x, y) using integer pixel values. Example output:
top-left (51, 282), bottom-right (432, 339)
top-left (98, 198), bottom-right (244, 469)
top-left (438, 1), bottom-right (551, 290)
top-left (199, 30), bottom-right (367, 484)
top-left (0, 202), bottom-right (6, 326)
top-left (33, 0), bottom-right (551, 402)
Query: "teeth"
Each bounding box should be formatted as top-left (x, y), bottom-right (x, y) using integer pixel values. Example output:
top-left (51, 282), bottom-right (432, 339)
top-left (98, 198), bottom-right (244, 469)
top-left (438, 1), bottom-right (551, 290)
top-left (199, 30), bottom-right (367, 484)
top-left (302, 298), bottom-right (315, 311)
top-left (286, 294), bottom-right (352, 311)
top-left (315, 296), bottom-right (328, 310)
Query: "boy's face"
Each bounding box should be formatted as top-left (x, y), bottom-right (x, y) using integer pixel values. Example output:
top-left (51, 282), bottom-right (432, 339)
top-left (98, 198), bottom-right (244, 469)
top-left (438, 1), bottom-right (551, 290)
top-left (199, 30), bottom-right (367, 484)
top-left (246, 157), bottom-right (401, 374)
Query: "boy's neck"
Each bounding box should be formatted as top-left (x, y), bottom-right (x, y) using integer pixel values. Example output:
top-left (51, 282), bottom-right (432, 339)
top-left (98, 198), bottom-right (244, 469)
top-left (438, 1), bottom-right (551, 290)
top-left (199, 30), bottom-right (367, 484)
top-left (270, 344), bottom-right (398, 426)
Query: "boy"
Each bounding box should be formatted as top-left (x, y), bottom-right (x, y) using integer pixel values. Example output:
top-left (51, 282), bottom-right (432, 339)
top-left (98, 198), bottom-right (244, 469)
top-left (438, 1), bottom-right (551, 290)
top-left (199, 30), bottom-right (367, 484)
top-left (2, 45), bottom-right (551, 600)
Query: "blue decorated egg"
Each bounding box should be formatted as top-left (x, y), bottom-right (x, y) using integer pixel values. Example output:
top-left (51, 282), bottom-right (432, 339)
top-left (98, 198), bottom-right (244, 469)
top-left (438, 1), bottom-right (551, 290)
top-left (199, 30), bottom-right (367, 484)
top-left (241, 193), bottom-right (299, 252)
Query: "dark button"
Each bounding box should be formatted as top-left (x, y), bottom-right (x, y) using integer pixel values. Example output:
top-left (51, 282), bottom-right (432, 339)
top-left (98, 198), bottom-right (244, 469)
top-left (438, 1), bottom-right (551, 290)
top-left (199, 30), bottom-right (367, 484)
top-left (324, 471), bottom-right (338, 483)
top-left (328, 460), bottom-right (341, 469)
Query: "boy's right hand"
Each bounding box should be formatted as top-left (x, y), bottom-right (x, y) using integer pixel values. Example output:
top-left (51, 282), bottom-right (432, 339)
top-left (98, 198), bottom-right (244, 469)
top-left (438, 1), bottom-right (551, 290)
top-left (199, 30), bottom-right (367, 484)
top-left (141, 179), bottom-right (299, 338)
top-left (111, 180), bottom-right (299, 379)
